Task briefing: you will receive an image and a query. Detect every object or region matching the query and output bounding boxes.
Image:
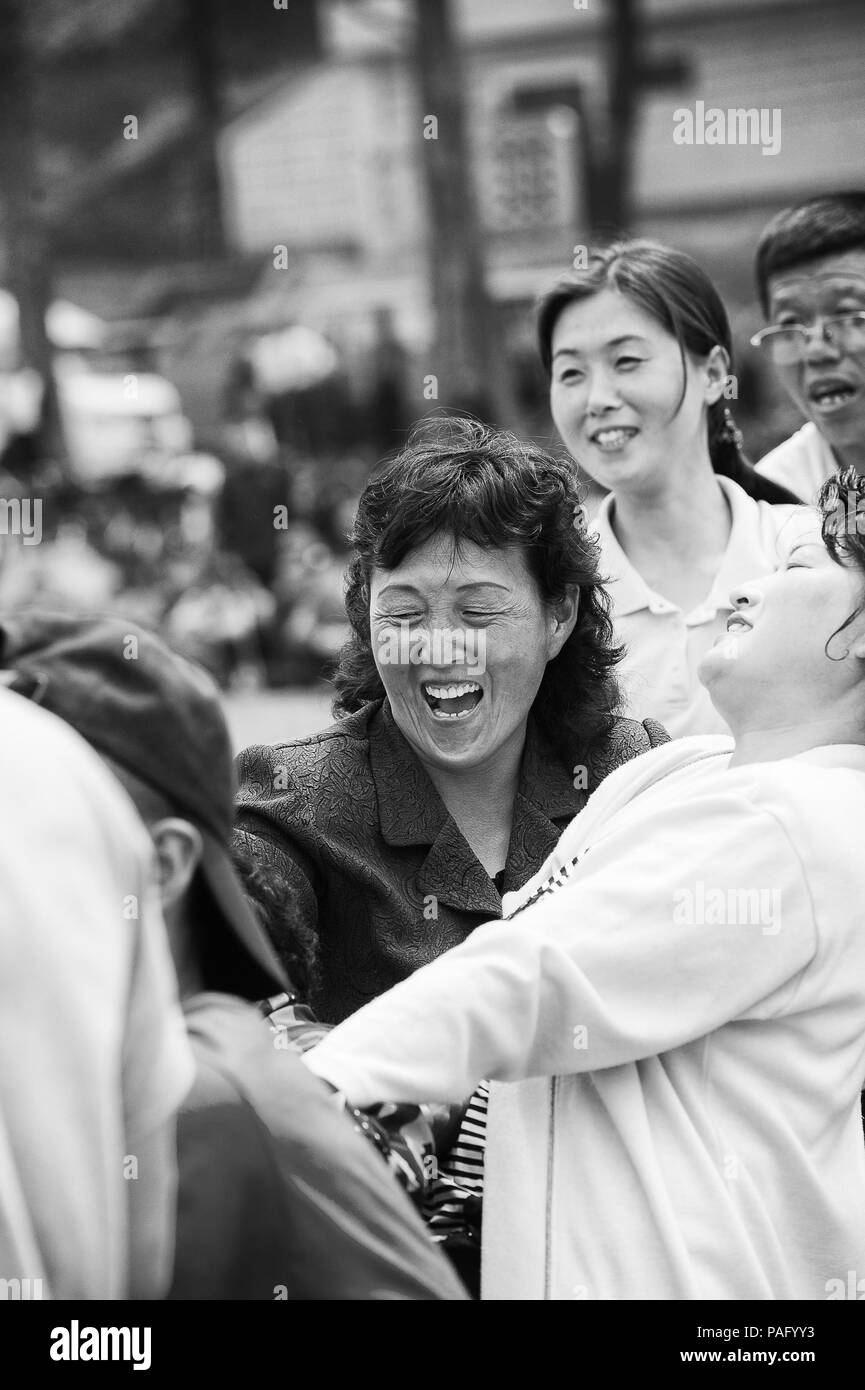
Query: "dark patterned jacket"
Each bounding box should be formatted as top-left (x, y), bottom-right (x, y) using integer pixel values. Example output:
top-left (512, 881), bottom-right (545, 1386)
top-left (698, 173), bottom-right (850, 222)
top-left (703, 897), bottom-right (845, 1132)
top-left (234, 699), bottom-right (668, 1024)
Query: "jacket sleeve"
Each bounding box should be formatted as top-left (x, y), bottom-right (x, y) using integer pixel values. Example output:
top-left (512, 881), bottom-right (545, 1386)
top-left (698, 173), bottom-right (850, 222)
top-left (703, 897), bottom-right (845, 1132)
top-left (304, 787), bottom-right (817, 1108)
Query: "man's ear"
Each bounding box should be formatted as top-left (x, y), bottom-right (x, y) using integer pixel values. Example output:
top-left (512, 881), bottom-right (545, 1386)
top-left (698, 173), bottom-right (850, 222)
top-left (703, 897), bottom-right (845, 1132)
top-left (548, 587), bottom-right (580, 659)
top-left (150, 819), bottom-right (203, 913)
top-left (705, 344), bottom-right (731, 406)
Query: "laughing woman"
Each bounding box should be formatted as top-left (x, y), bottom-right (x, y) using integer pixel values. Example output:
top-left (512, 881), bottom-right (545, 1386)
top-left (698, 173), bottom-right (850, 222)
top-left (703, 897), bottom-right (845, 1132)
top-left (540, 239), bottom-right (804, 737)
top-left (234, 418), bottom-right (668, 1025)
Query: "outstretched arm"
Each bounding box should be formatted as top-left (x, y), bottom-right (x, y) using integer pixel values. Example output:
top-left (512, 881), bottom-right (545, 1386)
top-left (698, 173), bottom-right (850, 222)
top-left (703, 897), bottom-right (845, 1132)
top-left (305, 789), bottom-right (816, 1107)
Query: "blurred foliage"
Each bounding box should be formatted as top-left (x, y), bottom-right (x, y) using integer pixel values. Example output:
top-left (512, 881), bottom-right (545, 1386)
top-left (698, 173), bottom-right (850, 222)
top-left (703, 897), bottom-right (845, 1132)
top-left (18, 0), bottom-right (322, 260)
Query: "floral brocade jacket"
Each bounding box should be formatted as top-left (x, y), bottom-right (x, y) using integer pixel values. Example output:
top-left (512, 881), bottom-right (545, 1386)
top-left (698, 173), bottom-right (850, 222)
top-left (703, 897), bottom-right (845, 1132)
top-left (234, 699), bottom-right (669, 1025)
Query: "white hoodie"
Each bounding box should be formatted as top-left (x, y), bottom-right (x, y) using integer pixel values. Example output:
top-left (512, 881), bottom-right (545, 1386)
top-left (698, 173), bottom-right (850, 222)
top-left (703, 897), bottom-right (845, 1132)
top-left (306, 736), bottom-right (865, 1300)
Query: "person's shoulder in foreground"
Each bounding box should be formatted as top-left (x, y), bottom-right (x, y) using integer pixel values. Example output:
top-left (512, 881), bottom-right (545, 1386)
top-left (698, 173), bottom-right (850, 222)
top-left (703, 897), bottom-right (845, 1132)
top-left (0, 684), bottom-right (193, 1300)
top-left (170, 990), bottom-right (468, 1301)
top-left (755, 422), bottom-right (834, 503)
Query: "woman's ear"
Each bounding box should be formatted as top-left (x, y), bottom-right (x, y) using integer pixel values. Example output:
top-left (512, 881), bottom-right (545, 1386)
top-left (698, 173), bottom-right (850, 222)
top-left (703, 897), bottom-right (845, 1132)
top-left (705, 345), bottom-right (731, 406)
top-left (547, 588), bottom-right (580, 658)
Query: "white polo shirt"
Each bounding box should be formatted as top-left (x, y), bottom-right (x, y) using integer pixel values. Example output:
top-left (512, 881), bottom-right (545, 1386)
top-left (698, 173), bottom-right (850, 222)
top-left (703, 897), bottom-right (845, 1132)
top-left (756, 421), bottom-right (837, 504)
top-left (592, 476), bottom-right (802, 737)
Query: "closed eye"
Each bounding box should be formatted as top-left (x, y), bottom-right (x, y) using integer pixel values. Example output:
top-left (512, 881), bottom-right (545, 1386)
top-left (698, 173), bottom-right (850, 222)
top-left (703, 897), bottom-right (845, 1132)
top-left (615, 356), bottom-right (644, 369)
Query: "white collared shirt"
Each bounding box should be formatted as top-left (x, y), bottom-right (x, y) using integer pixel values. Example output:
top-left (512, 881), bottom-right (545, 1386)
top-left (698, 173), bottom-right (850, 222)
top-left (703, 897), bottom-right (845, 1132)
top-left (591, 476), bottom-right (804, 737)
top-left (755, 421), bottom-right (837, 504)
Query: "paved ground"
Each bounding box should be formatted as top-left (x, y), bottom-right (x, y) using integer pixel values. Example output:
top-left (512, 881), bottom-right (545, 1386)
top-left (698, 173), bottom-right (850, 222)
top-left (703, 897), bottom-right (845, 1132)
top-left (221, 684), bottom-right (334, 752)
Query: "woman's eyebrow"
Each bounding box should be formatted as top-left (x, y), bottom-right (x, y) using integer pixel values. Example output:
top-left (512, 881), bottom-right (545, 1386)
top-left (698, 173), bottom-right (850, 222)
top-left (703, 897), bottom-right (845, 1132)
top-left (553, 334), bottom-right (647, 360)
top-left (375, 583), bottom-right (422, 599)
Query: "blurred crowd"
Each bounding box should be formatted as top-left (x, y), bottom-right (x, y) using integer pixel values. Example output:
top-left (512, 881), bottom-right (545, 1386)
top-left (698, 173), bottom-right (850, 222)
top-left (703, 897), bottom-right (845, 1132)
top-left (0, 310), bottom-right (413, 689)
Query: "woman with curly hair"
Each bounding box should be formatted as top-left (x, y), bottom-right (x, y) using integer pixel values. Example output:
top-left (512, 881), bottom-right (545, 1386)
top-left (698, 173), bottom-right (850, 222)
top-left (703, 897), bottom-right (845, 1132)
top-left (235, 416), bottom-right (667, 1025)
top-left (235, 417), bottom-right (669, 1293)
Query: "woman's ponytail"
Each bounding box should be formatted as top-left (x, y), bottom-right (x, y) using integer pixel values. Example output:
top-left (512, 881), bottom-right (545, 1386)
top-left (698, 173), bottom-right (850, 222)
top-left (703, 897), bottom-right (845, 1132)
top-left (708, 399), bottom-right (800, 505)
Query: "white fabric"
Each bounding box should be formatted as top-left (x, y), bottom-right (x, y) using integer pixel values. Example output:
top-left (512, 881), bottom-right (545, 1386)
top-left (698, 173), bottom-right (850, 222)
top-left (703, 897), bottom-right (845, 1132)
top-left (591, 477), bottom-right (803, 737)
top-left (0, 688), bottom-right (194, 1299)
top-left (306, 735), bottom-right (865, 1300)
top-left (756, 421), bottom-right (837, 504)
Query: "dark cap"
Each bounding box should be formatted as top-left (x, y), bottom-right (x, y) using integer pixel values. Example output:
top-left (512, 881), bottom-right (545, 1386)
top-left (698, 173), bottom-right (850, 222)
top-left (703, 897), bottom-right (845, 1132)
top-left (0, 609), bottom-right (288, 1001)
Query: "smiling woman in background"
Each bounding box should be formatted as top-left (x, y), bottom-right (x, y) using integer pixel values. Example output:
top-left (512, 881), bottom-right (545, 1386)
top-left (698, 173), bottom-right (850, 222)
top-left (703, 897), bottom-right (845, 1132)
top-left (234, 417), bottom-right (668, 1025)
top-left (539, 239), bottom-right (803, 737)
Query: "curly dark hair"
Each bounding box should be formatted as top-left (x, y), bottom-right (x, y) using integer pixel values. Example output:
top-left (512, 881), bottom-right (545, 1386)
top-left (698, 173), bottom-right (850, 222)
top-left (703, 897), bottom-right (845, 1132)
top-left (819, 465), bottom-right (865, 654)
top-left (331, 415), bottom-right (624, 771)
top-left (230, 841), bottom-right (319, 1001)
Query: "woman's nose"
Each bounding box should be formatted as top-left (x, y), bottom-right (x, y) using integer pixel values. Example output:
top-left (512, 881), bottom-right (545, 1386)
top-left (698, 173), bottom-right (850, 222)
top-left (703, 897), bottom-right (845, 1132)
top-left (729, 584), bottom-right (759, 611)
top-left (585, 370), bottom-right (621, 417)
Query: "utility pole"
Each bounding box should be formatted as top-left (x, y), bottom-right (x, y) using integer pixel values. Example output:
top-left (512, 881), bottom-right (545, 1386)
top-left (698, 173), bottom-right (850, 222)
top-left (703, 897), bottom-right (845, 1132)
top-left (411, 0), bottom-right (513, 426)
top-left (0, 0), bottom-right (66, 464)
top-left (513, 0), bottom-right (690, 240)
top-left (179, 0), bottom-right (228, 260)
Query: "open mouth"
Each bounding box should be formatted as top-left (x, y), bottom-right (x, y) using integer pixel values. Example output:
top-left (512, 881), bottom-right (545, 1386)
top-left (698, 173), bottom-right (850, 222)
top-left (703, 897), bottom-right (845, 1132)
top-left (589, 426), bottom-right (639, 453)
top-left (422, 680), bottom-right (484, 720)
top-left (726, 615), bottom-right (752, 633)
top-left (808, 380), bottom-right (857, 410)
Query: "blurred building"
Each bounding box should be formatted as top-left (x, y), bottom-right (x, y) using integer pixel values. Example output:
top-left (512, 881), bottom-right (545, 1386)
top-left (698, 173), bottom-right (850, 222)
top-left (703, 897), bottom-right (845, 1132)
top-left (219, 0), bottom-right (865, 370)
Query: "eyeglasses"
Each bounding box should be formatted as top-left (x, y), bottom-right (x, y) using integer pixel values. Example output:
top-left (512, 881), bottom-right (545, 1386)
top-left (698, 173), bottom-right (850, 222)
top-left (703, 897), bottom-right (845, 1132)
top-left (750, 311), bottom-right (865, 364)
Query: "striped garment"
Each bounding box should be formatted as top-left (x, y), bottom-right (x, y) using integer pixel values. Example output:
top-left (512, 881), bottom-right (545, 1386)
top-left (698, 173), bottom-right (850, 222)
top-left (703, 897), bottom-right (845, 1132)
top-left (423, 1081), bottom-right (489, 1239)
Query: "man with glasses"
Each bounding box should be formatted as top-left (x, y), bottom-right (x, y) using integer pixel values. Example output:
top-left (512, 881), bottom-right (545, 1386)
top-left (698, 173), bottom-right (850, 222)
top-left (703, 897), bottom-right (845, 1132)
top-left (751, 192), bottom-right (865, 503)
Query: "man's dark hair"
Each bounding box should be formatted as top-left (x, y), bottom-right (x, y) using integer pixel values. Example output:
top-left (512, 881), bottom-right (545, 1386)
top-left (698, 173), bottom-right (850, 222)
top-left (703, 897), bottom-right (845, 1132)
top-left (755, 193), bottom-right (865, 315)
top-left (332, 415), bottom-right (624, 774)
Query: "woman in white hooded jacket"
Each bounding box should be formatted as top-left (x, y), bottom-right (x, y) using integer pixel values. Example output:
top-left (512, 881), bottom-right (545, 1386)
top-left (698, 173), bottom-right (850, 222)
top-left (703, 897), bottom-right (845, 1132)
top-left (305, 478), bottom-right (865, 1301)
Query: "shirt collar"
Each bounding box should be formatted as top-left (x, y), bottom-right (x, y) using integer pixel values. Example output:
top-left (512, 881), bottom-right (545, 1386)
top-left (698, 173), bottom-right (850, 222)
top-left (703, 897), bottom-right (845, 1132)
top-left (594, 477), bottom-right (788, 621)
top-left (368, 700), bottom-right (587, 911)
top-left (592, 494), bottom-right (654, 617)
